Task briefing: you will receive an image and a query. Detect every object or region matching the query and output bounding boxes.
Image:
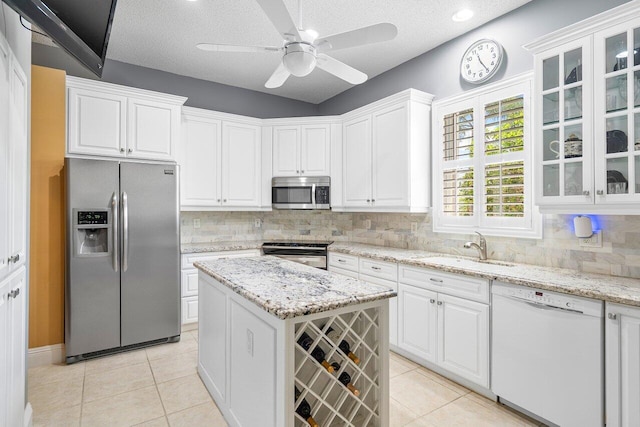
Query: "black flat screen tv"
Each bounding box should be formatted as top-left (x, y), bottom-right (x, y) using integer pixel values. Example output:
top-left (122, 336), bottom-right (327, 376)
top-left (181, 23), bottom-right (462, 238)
top-left (4, 0), bottom-right (118, 76)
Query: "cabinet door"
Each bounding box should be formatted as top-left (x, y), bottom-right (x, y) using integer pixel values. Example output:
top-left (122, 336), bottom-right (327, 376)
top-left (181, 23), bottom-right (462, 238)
top-left (222, 122), bottom-right (261, 206)
top-left (127, 98), bottom-right (179, 161)
top-left (606, 302), bottom-right (640, 427)
top-left (67, 87), bottom-right (127, 157)
top-left (343, 116), bottom-right (372, 206)
top-left (437, 293), bottom-right (489, 387)
top-left (360, 274), bottom-right (398, 347)
top-left (372, 103), bottom-right (409, 207)
top-left (6, 268), bottom-right (25, 427)
top-left (594, 18), bottom-right (640, 205)
top-left (8, 58), bottom-right (27, 272)
top-left (535, 37), bottom-right (594, 206)
top-left (182, 296), bottom-right (199, 324)
top-left (300, 124), bottom-right (330, 176)
top-left (180, 116), bottom-right (222, 207)
top-left (272, 126), bottom-right (299, 176)
top-left (397, 283), bottom-right (437, 363)
top-left (0, 38), bottom-right (10, 281)
top-left (0, 274), bottom-right (10, 426)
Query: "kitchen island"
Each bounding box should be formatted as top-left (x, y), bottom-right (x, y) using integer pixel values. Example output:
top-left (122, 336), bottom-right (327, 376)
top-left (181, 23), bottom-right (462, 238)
top-left (194, 256), bottom-right (396, 427)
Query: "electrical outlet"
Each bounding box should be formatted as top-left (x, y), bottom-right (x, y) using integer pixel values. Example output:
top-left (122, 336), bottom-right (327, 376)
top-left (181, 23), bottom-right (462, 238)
top-left (254, 218), bottom-right (262, 228)
top-left (411, 222), bottom-right (418, 233)
top-left (579, 230), bottom-right (602, 248)
top-left (364, 219), bottom-right (371, 229)
top-left (193, 218), bottom-right (200, 229)
top-left (246, 329), bottom-right (254, 356)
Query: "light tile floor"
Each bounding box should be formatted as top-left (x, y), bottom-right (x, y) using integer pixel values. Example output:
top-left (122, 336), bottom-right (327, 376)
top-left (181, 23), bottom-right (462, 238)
top-left (28, 329), bottom-right (543, 426)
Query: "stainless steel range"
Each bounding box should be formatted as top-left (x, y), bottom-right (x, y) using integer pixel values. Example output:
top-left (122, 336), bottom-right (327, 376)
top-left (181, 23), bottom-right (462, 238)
top-left (262, 241), bottom-right (332, 270)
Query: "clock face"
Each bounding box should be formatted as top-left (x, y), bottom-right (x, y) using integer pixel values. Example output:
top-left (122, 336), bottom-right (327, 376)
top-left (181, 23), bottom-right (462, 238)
top-left (461, 39), bottom-right (503, 84)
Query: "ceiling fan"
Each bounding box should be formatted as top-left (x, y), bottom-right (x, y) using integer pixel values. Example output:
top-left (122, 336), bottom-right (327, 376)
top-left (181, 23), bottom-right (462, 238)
top-left (196, 0), bottom-right (398, 89)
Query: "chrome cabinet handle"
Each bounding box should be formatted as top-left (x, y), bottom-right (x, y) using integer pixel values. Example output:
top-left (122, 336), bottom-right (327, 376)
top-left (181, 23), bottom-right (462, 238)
top-left (583, 190), bottom-right (590, 196)
top-left (223, 199), bottom-right (227, 203)
top-left (10, 288), bottom-right (20, 298)
top-left (371, 266), bottom-right (381, 271)
top-left (301, 170), bottom-right (305, 173)
top-left (296, 170), bottom-right (299, 173)
top-left (366, 199), bottom-right (371, 203)
top-left (372, 199), bottom-right (375, 202)
top-left (338, 259), bottom-right (347, 263)
top-left (7, 254), bottom-right (19, 264)
top-left (430, 299), bottom-right (435, 304)
top-left (437, 301), bottom-right (443, 306)
top-left (120, 148), bottom-right (125, 153)
top-left (127, 148), bottom-right (132, 153)
top-left (608, 313), bottom-right (617, 320)
top-left (597, 190), bottom-right (604, 195)
top-left (217, 199), bottom-right (221, 202)
top-left (111, 192), bottom-right (119, 272)
top-left (122, 191), bottom-right (129, 273)
top-left (429, 278), bottom-right (443, 283)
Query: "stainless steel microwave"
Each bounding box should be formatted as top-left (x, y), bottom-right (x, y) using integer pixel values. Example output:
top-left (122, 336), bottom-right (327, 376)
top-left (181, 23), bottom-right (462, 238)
top-left (272, 176), bottom-right (330, 210)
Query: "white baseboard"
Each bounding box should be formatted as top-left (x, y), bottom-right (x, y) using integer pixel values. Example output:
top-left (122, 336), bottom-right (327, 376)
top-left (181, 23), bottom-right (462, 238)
top-left (28, 343), bottom-right (65, 368)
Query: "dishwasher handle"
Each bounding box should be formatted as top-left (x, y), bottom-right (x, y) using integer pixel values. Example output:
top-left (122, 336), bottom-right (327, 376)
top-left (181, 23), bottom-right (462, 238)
top-left (499, 294), bottom-right (585, 315)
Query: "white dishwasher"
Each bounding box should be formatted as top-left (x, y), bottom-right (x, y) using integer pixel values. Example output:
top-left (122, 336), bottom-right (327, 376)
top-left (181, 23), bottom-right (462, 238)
top-left (492, 282), bottom-right (604, 427)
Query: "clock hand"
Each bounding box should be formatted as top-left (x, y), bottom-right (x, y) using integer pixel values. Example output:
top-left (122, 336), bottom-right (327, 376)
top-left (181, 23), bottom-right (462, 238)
top-left (477, 54), bottom-right (490, 73)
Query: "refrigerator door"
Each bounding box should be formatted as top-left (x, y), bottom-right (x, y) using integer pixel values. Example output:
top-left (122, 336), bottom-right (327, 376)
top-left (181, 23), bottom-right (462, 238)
top-left (66, 158), bottom-right (121, 357)
top-left (120, 162), bottom-right (180, 346)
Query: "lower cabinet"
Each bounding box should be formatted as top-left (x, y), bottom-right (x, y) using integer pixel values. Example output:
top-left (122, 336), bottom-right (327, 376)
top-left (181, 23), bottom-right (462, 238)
top-left (397, 284), bottom-right (437, 362)
top-left (181, 249), bottom-right (260, 324)
top-left (606, 302), bottom-right (640, 427)
top-left (0, 267), bottom-right (26, 427)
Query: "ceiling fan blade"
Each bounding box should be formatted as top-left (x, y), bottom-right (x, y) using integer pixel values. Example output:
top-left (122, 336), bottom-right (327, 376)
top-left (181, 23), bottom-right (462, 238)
top-left (265, 62), bottom-right (291, 88)
top-left (196, 43), bottom-right (281, 53)
top-left (316, 54), bottom-right (367, 85)
top-left (315, 23), bottom-right (398, 53)
top-left (255, 0), bottom-right (301, 41)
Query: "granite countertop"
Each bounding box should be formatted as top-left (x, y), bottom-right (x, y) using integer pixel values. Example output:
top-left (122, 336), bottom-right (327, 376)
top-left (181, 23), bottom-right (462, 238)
top-left (181, 241), bottom-right (263, 254)
top-left (195, 256), bottom-right (397, 319)
top-left (330, 243), bottom-right (640, 307)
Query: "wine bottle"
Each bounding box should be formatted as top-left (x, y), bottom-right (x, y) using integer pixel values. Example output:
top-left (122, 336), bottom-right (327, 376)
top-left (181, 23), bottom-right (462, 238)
top-left (298, 332), bottom-right (334, 373)
top-left (295, 387), bottom-right (319, 427)
top-left (338, 371), bottom-right (360, 397)
top-left (325, 327), bottom-right (360, 365)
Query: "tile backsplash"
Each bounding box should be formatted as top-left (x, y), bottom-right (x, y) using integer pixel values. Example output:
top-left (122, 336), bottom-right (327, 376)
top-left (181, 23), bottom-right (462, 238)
top-left (180, 211), bottom-right (640, 279)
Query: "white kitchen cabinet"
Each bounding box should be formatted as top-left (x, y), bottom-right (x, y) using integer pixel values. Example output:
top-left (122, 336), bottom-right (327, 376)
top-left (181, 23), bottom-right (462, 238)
top-left (180, 107), bottom-right (268, 210)
top-left (397, 283), bottom-right (437, 362)
top-left (0, 267), bottom-right (27, 427)
top-left (272, 124), bottom-right (331, 177)
top-left (606, 302), bottom-right (640, 427)
top-left (0, 36), bottom-right (10, 282)
top-left (340, 89), bottom-right (433, 212)
top-left (67, 76), bottom-right (186, 162)
top-left (526, 2), bottom-right (640, 213)
top-left (358, 258), bottom-right (398, 348)
top-left (180, 249), bottom-right (260, 324)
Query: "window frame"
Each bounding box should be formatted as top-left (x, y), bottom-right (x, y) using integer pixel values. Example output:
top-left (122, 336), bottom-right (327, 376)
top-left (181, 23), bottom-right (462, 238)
top-left (432, 72), bottom-right (542, 238)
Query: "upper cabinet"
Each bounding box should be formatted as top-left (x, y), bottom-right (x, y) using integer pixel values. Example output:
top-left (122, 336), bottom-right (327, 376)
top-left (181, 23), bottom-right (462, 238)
top-left (271, 123), bottom-right (331, 177)
top-left (526, 2), bottom-right (640, 213)
top-left (338, 89), bottom-right (434, 212)
top-left (67, 77), bottom-right (186, 162)
top-left (180, 107), bottom-right (269, 211)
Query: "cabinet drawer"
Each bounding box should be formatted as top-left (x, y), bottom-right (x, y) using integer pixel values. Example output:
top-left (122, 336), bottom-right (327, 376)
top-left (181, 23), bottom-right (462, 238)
top-left (359, 258), bottom-right (397, 281)
top-left (182, 296), bottom-right (198, 324)
top-left (181, 269), bottom-right (199, 297)
top-left (398, 265), bottom-right (489, 303)
top-left (329, 266), bottom-right (359, 279)
top-left (181, 249), bottom-right (260, 269)
top-left (328, 252), bottom-right (359, 272)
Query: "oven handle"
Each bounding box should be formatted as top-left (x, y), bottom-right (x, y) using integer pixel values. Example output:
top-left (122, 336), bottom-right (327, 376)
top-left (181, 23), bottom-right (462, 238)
top-left (499, 294), bottom-right (584, 315)
top-left (262, 245), bottom-right (327, 251)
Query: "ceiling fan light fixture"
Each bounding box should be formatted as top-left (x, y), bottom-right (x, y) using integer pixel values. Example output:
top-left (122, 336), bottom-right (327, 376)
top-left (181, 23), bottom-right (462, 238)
top-left (283, 43), bottom-right (317, 77)
top-left (452, 9), bottom-right (474, 22)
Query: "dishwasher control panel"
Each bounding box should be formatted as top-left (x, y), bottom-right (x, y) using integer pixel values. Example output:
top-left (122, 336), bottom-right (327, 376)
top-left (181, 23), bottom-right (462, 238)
top-left (492, 281), bottom-right (603, 317)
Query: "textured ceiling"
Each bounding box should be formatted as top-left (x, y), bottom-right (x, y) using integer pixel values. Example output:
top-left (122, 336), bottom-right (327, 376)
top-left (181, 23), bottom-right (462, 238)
top-left (42, 0), bottom-right (533, 104)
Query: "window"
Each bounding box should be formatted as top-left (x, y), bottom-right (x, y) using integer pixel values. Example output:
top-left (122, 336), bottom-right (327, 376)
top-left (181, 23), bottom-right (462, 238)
top-left (432, 74), bottom-right (542, 238)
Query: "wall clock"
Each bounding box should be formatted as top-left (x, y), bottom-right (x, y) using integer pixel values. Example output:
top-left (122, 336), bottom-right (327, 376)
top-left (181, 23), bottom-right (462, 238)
top-left (460, 39), bottom-right (504, 84)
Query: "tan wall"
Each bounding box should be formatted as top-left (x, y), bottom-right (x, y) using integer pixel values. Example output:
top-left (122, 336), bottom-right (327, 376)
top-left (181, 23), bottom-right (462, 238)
top-left (29, 65), bottom-right (66, 348)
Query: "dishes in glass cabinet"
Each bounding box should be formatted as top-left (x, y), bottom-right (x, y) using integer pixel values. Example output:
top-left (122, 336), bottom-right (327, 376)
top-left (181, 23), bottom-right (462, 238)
top-left (607, 130), bottom-right (628, 153)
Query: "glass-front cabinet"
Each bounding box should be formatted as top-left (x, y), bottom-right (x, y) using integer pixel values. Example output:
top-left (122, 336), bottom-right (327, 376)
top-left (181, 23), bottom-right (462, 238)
top-left (528, 2), bottom-right (640, 213)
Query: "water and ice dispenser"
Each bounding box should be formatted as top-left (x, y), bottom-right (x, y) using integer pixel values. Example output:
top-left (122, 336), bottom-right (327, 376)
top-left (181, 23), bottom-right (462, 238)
top-left (73, 210), bottom-right (110, 256)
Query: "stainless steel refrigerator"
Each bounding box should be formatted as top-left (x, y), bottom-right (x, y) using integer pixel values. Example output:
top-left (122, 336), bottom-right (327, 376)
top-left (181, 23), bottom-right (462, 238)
top-left (65, 158), bottom-right (180, 363)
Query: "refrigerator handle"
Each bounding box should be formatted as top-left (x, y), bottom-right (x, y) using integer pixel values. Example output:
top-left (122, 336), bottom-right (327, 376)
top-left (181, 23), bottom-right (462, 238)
top-left (122, 191), bottom-right (129, 272)
top-left (111, 192), bottom-right (119, 272)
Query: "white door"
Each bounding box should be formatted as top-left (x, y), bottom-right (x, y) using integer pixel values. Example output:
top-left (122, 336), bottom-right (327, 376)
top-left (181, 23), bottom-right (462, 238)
top-left (606, 302), bottom-right (640, 427)
top-left (8, 58), bottom-right (27, 272)
top-left (222, 122), bottom-right (261, 207)
top-left (437, 294), bottom-right (489, 387)
top-left (300, 125), bottom-right (330, 176)
top-left (127, 98), bottom-right (178, 161)
top-left (372, 103), bottom-right (409, 207)
top-left (343, 116), bottom-right (372, 207)
top-left (67, 87), bottom-right (127, 157)
top-left (181, 116), bottom-right (222, 207)
top-left (397, 283), bottom-right (437, 363)
top-left (0, 37), bottom-right (10, 281)
top-left (272, 126), bottom-right (299, 176)
top-left (6, 268), bottom-right (25, 427)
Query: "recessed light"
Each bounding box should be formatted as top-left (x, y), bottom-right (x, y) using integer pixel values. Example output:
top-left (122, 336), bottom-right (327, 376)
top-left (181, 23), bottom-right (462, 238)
top-left (452, 9), bottom-right (474, 22)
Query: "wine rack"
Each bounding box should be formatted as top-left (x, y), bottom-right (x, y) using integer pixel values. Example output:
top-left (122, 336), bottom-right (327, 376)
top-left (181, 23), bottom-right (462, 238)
top-left (293, 306), bottom-right (383, 427)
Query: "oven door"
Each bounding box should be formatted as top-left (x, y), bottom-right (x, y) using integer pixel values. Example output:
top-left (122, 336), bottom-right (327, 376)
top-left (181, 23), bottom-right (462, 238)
top-left (272, 185), bottom-right (314, 209)
top-left (272, 254), bottom-right (327, 270)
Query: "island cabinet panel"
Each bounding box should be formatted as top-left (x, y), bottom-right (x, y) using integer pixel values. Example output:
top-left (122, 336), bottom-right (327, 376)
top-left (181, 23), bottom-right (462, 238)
top-left (199, 282), bottom-right (227, 401)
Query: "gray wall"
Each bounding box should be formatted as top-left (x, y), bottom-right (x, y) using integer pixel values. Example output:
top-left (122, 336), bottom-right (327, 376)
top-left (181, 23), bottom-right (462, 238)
top-left (317, 0), bottom-right (632, 115)
top-left (31, 43), bottom-right (319, 118)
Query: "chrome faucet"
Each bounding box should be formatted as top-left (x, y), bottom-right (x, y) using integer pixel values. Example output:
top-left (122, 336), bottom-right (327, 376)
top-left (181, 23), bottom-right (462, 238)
top-left (464, 232), bottom-right (487, 260)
